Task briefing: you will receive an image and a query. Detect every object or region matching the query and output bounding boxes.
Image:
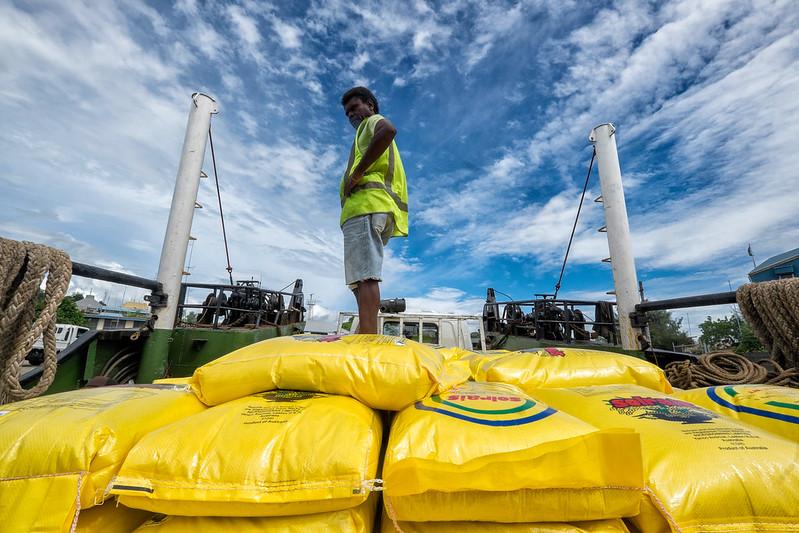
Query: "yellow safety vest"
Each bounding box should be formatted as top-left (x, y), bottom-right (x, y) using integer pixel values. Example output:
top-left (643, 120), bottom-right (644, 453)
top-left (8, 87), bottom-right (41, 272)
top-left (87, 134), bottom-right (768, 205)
top-left (340, 114), bottom-right (408, 237)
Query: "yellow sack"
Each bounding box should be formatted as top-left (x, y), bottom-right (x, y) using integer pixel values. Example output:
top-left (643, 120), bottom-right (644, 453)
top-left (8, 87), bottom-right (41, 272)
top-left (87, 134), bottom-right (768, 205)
top-left (440, 348), bottom-right (511, 380)
top-left (383, 381), bottom-right (643, 523)
top-left (132, 497), bottom-right (376, 532)
top-left (473, 347), bottom-right (672, 393)
top-left (113, 391), bottom-right (382, 517)
top-left (381, 513), bottom-right (629, 532)
top-left (75, 501), bottom-right (153, 533)
top-left (533, 385), bottom-right (799, 533)
top-left (675, 385), bottom-right (799, 442)
top-left (152, 376), bottom-right (192, 385)
top-left (0, 385), bottom-right (204, 533)
top-left (191, 334), bottom-right (465, 410)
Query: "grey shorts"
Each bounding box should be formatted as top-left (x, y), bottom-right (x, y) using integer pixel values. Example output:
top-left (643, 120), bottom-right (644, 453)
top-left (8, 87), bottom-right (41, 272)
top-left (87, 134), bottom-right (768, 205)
top-left (342, 213), bottom-right (394, 288)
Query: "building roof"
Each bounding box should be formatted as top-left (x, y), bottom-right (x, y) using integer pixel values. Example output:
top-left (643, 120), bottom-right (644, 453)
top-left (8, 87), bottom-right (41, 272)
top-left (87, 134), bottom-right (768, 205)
top-left (749, 247), bottom-right (799, 276)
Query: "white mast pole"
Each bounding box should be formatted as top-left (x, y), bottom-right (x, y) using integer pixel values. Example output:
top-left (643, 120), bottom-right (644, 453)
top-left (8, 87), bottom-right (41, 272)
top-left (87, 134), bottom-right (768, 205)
top-left (589, 123), bottom-right (643, 350)
top-left (153, 93), bottom-right (218, 330)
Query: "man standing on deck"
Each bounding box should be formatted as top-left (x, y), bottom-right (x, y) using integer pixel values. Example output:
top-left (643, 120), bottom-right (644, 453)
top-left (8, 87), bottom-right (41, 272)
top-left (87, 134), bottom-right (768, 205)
top-left (340, 87), bottom-right (409, 334)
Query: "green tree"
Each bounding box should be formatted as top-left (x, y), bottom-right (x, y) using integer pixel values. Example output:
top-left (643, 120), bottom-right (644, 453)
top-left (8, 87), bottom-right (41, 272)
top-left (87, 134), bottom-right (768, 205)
top-left (736, 319), bottom-right (764, 354)
top-left (56, 297), bottom-right (87, 326)
top-left (698, 312), bottom-right (763, 353)
top-left (35, 291), bottom-right (88, 326)
top-left (647, 310), bottom-right (693, 350)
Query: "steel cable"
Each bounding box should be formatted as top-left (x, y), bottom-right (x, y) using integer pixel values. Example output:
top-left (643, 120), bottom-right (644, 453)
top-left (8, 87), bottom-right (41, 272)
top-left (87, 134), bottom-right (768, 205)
top-left (554, 148), bottom-right (596, 299)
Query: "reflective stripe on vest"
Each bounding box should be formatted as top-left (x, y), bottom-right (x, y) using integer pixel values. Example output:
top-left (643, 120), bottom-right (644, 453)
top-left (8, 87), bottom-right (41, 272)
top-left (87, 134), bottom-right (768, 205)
top-left (341, 145), bottom-right (408, 212)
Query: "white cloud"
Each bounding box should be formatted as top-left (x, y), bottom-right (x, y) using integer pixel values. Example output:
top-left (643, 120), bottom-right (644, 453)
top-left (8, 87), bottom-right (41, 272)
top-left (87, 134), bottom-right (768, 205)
top-left (238, 110), bottom-right (258, 136)
top-left (271, 17), bottom-right (302, 49)
top-left (352, 51), bottom-right (369, 70)
top-left (405, 287), bottom-right (485, 315)
top-left (464, 2), bottom-right (525, 70)
top-left (227, 5), bottom-right (264, 63)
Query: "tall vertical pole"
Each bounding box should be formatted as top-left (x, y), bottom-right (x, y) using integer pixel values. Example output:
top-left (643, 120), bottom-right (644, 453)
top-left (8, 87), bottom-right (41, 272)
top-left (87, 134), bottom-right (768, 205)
top-left (589, 123), bottom-right (642, 350)
top-left (138, 93), bottom-right (218, 382)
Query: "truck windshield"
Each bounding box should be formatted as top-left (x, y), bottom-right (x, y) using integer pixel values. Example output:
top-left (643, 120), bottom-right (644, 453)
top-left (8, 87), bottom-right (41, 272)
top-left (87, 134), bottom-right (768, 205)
top-left (383, 321), bottom-right (419, 341)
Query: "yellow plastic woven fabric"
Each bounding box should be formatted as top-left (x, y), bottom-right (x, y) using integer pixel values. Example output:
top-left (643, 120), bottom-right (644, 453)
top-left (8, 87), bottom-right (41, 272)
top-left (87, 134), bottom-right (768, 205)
top-left (382, 381), bottom-right (643, 523)
top-left (191, 334), bottom-right (466, 410)
top-left (112, 391), bottom-right (382, 517)
top-left (132, 497), bottom-right (377, 532)
top-left (75, 501), bottom-right (153, 532)
top-left (152, 376), bottom-right (192, 385)
top-left (472, 348), bottom-right (672, 393)
top-left (675, 385), bottom-right (799, 442)
top-left (440, 348), bottom-right (511, 380)
top-left (533, 385), bottom-right (799, 533)
top-left (381, 512), bottom-right (630, 532)
top-left (0, 385), bottom-right (205, 533)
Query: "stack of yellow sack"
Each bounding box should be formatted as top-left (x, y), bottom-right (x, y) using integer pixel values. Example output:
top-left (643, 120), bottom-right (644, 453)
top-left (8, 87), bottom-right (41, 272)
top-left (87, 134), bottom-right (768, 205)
top-left (0, 384), bottom-right (204, 533)
top-left (110, 390), bottom-right (381, 531)
top-left (382, 380), bottom-right (644, 531)
top-left (109, 334), bottom-right (460, 531)
top-left (534, 384), bottom-right (799, 532)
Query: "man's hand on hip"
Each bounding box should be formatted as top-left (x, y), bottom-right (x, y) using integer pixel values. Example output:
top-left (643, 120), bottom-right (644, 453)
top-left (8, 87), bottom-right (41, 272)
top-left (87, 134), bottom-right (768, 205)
top-left (344, 169), bottom-right (364, 197)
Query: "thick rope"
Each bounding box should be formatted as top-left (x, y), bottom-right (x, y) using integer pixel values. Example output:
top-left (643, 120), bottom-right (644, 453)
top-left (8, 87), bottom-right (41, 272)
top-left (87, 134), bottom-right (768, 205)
top-left (0, 237), bottom-right (71, 403)
top-left (736, 279), bottom-right (799, 368)
top-left (665, 351), bottom-right (799, 389)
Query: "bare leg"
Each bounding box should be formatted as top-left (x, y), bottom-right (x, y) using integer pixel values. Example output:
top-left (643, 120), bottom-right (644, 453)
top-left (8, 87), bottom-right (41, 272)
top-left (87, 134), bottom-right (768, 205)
top-left (350, 286), bottom-right (360, 333)
top-left (357, 279), bottom-right (380, 334)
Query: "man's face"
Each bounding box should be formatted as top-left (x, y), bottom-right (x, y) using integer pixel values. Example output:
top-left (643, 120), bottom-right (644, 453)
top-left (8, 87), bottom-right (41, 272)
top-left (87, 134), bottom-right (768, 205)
top-left (343, 97), bottom-right (374, 129)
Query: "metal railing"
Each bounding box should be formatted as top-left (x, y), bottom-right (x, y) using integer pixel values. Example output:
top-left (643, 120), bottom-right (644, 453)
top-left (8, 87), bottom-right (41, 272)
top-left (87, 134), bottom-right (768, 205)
top-left (176, 280), bottom-right (304, 329)
top-left (484, 294), bottom-right (618, 345)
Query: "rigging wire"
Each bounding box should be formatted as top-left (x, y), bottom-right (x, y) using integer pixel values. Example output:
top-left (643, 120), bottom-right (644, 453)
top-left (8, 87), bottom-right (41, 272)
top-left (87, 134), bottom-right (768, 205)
top-left (553, 147), bottom-right (596, 300)
top-left (208, 126), bottom-right (234, 285)
top-left (494, 289), bottom-right (515, 301)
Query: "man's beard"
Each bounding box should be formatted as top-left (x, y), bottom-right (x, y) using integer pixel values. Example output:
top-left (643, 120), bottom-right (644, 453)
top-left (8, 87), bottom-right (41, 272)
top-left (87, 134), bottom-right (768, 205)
top-left (349, 116), bottom-right (363, 128)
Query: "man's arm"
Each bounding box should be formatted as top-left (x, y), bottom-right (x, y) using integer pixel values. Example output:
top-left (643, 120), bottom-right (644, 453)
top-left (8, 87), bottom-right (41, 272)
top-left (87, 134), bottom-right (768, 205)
top-left (344, 118), bottom-right (397, 196)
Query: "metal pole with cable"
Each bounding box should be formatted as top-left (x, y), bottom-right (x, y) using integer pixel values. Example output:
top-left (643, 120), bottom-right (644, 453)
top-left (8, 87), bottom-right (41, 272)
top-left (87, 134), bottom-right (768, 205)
top-left (208, 127), bottom-right (234, 286)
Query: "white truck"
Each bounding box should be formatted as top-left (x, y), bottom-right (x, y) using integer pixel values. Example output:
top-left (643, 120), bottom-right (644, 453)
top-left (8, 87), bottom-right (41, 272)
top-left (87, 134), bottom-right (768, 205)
top-left (26, 324), bottom-right (90, 365)
top-left (335, 312), bottom-right (486, 350)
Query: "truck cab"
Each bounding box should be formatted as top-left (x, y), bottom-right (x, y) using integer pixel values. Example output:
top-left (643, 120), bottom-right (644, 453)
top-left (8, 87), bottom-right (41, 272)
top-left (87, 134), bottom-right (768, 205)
top-left (27, 324), bottom-right (90, 365)
top-left (335, 312), bottom-right (486, 350)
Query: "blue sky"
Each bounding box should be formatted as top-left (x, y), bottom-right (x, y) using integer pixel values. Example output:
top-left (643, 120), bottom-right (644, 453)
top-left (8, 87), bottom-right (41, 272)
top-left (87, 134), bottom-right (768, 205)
top-left (1, 0), bottom-right (797, 333)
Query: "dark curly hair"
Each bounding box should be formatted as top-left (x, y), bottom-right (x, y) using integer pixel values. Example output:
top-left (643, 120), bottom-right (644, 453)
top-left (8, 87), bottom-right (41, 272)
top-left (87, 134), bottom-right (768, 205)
top-left (341, 86), bottom-right (379, 114)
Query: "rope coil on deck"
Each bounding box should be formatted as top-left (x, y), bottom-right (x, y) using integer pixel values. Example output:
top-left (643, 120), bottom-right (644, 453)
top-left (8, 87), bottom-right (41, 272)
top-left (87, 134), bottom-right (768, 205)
top-left (0, 237), bottom-right (71, 403)
top-left (665, 352), bottom-right (799, 389)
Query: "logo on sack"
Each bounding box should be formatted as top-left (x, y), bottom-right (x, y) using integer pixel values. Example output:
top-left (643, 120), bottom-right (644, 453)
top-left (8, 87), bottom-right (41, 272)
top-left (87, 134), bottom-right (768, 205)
top-left (519, 347), bottom-right (565, 357)
top-left (257, 390), bottom-right (320, 402)
top-left (607, 395), bottom-right (717, 424)
top-left (414, 391), bottom-right (556, 426)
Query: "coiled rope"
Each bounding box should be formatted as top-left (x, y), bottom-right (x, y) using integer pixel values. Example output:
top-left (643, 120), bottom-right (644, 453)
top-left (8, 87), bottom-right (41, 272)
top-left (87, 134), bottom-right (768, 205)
top-left (736, 278), bottom-right (799, 368)
top-left (665, 351), bottom-right (799, 389)
top-left (0, 237), bottom-right (71, 403)
top-left (667, 279), bottom-right (799, 389)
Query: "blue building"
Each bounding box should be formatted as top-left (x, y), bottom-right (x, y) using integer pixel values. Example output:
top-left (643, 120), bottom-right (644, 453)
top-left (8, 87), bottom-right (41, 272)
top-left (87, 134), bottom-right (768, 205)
top-left (749, 247), bottom-right (799, 282)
